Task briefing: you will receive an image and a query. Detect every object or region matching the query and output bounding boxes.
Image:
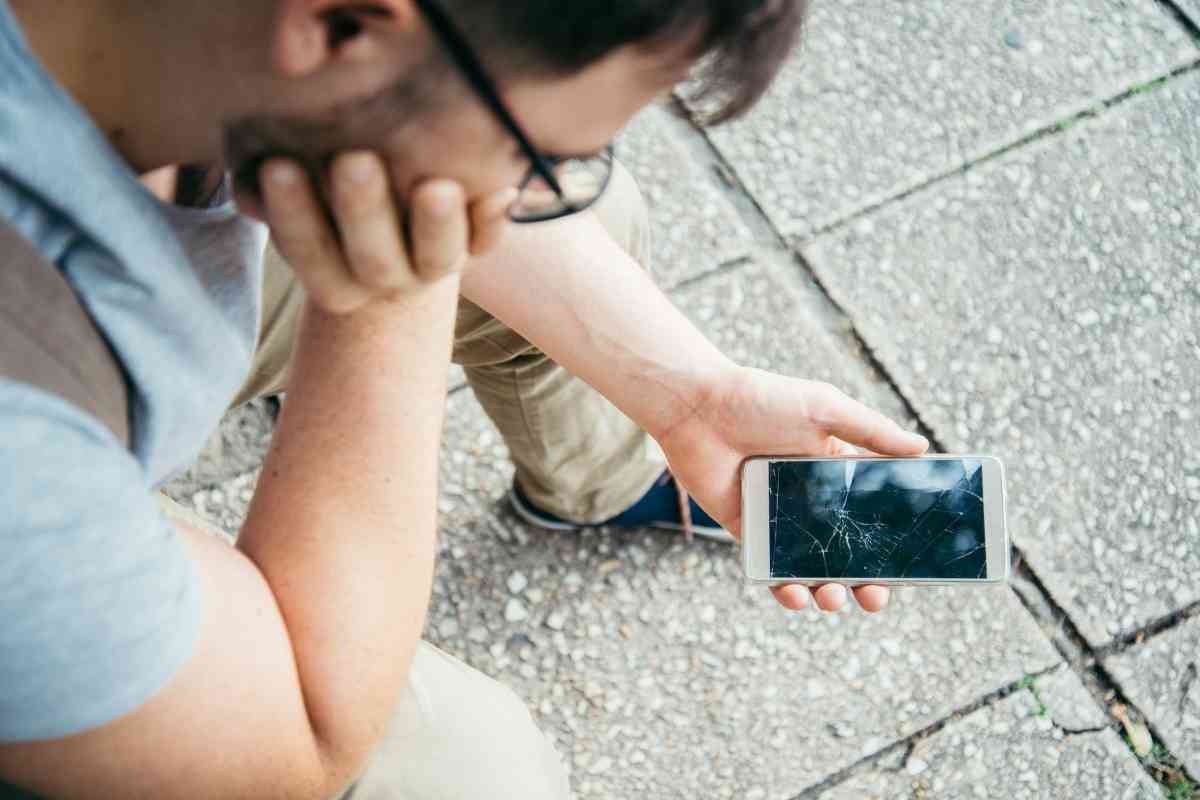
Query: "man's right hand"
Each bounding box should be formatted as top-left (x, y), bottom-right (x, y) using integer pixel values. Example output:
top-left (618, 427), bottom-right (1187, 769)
top-left (254, 152), bottom-right (516, 313)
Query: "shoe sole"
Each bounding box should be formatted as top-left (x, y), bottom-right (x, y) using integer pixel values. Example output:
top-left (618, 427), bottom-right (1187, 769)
top-left (507, 488), bottom-right (580, 532)
top-left (507, 490), bottom-right (736, 545)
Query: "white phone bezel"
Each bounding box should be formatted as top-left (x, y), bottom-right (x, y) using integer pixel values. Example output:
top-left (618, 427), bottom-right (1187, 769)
top-left (740, 455), bottom-right (1009, 586)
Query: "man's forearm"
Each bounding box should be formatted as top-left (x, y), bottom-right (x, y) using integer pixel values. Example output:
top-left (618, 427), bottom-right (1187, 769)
top-left (237, 277), bottom-right (459, 772)
top-left (461, 211), bottom-right (732, 441)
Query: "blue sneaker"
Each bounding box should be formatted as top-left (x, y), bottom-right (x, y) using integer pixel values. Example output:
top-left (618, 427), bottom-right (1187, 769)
top-left (507, 471), bottom-right (735, 544)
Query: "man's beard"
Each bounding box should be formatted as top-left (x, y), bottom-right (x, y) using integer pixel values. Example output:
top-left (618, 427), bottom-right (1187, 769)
top-left (223, 67), bottom-right (442, 209)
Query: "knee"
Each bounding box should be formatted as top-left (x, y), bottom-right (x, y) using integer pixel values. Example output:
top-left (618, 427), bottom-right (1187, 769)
top-left (354, 644), bottom-right (571, 799)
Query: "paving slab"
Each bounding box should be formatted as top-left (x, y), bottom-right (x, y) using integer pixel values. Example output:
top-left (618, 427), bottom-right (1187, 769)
top-left (1106, 614), bottom-right (1200, 780)
top-left (699, 0), bottom-right (1198, 239)
top-left (423, 259), bottom-right (1059, 799)
top-left (619, 104), bottom-right (755, 289)
top-left (802, 73), bottom-right (1200, 649)
top-left (816, 664), bottom-right (1160, 800)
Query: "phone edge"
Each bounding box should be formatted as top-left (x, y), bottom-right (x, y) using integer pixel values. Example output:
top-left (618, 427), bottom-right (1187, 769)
top-left (740, 458), bottom-right (770, 581)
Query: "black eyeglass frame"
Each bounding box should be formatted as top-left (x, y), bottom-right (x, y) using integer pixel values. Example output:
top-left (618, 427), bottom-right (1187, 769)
top-left (412, 0), bottom-right (615, 223)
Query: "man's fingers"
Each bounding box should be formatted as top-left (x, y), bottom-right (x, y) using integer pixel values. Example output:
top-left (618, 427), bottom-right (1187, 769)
top-left (770, 584), bottom-right (810, 610)
top-left (469, 188), bottom-right (517, 256)
top-left (771, 583), bottom-right (889, 613)
top-left (330, 152), bottom-right (415, 293)
top-left (810, 583), bottom-right (848, 611)
top-left (260, 159), bottom-right (370, 314)
top-left (811, 383), bottom-right (928, 456)
top-left (852, 585), bottom-right (890, 613)
top-left (409, 179), bottom-right (469, 282)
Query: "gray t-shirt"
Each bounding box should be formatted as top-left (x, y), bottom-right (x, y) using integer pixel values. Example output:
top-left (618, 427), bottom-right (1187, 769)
top-left (0, 1), bottom-right (267, 743)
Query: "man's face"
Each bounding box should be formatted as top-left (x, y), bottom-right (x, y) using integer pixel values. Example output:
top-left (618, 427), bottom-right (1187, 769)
top-left (226, 39), bottom-right (691, 214)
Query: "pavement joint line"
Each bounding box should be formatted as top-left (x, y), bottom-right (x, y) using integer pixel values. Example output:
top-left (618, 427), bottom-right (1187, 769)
top-left (787, 663), bottom-right (1065, 800)
top-left (1093, 601), bottom-right (1200, 661)
top-left (1009, 546), bottom-right (1200, 794)
top-left (665, 95), bottom-right (941, 443)
top-left (1158, 0), bottom-right (1200, 43)
top-left (790, 56), bottom-right (1200, 246)
top-left (666, 254), bottom-right (755, 294)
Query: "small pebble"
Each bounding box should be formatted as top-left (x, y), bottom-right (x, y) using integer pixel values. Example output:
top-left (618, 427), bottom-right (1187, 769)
top-left (505, 598), bottom-right (529, 623)
top-left (589, 756), bottom-right (614, 775)
top-left (507, 572), bottom-right (529, 595)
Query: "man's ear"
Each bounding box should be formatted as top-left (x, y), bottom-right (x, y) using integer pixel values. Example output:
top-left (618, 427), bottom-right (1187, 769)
top-left (270, 0), bottom-right (418, 78)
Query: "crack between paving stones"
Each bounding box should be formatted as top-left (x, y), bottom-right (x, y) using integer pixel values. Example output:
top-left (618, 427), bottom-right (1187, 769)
top-left (791, 57), bottom-right (1200, 245)
top-left (787, 664), bottom-right (1063, 800)
top-left (1059, 726), bottom-right (1110, 737)
top-left (1008, 549), bottom-right (1200, 793)
top-left (1158, 0), bottom-right (1200, 43)
top-left (1094, 601), bottom-right (1200, 661)
top-left (668, 255), bottom-right (755, 294)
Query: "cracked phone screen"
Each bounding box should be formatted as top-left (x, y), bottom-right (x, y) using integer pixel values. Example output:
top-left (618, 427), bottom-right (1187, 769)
top-left (768, 459), bottom-right (987, 580)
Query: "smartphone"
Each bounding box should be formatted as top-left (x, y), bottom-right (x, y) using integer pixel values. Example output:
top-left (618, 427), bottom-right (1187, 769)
top-left (741, 455), bottom-right (1009, 586)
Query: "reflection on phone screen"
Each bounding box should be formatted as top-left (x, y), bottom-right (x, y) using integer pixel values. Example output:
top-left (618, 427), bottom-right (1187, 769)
top-left (768, 459), bottom-right (987, 580)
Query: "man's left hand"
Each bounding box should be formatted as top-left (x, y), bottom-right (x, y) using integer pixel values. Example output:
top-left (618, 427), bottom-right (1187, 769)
top-left (655, 365), bottom-right (929, 614)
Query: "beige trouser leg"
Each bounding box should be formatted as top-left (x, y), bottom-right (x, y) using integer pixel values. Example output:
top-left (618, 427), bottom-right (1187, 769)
top-left (236, 161), bottom-right (667, 523)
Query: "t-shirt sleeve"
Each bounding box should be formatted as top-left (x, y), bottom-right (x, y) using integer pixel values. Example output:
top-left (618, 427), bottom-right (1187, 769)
top-left (0, 381), bottom-right (202, 742)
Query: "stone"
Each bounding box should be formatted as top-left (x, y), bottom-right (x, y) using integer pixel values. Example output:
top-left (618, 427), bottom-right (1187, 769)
top-left (1033, 665), bottom-right (1109, 733)
top-left (588, 756), bottom-right (614, 775)
top-left (505, 598), bottom-right (530, 624)
top-left (507, 571), bottom-right (529, 595)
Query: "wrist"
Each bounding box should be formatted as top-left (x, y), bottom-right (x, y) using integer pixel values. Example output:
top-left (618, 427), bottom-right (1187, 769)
top-left (649, 353), bottom-right (740, 445)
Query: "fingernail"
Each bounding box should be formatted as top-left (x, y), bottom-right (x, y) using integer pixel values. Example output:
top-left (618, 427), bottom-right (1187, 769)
top-left (341, 153), bottom-right (376, 186)
top-left (268, 162), bottom-right (301, 186)
top-left (825, 584), bottom-right (847, 609)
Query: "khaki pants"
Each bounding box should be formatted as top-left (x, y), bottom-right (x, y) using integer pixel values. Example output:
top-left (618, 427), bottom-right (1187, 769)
top-left (163, 162), bottom-right (663, 798)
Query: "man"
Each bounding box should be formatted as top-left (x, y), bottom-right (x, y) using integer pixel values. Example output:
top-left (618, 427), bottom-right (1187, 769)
top-left (0, 0), bottom-right (929, 797)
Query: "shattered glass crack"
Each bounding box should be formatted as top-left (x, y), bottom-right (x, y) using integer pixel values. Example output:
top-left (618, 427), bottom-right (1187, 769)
top-left (768, 459), bottom-right (987, 580)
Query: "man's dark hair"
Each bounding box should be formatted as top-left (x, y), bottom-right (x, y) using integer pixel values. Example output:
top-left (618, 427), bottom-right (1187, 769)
top-left (443, 0), bottom-right (808, 124)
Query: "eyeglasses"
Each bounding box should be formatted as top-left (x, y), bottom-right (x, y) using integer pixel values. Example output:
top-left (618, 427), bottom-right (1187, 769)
top-left (412, 0), bottom-right (615, 223)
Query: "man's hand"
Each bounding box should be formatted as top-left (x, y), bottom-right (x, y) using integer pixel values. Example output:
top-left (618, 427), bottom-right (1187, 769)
top-left (252, 152), bottom-right (516, 313)
top-left (656, 366), bottom-right (930, 614)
